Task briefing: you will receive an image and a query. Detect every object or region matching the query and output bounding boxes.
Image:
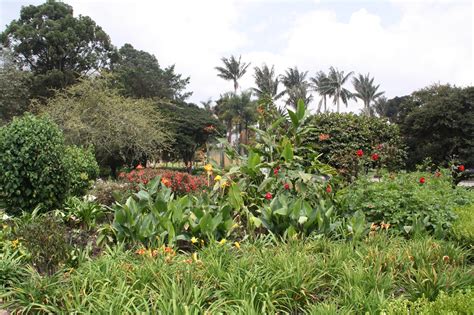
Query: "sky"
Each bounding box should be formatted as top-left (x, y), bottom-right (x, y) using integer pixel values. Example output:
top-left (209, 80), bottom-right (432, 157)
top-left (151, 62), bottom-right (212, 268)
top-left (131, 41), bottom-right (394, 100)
top-left (1, 0), bottom-right (473, 113)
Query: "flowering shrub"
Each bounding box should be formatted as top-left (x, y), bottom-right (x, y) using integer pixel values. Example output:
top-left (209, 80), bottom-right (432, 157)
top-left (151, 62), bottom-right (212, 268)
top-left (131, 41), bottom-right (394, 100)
top-left (118, 167), bottom-right (208, 194)
top-left (303, 113), bottom-right (406, 179)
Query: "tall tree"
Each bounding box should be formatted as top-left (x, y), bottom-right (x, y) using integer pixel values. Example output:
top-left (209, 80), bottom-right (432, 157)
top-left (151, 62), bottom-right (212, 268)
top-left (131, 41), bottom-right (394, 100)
top-left (113, 43), bottom-right (191, 101)
top-left (253, 64), bottom-right (283, 101)
top-left (326, 67), bottom-right (354, 113)
top-left (352, 73), bottom-right (384, 116)
top-left (280, 67), bottom-right (311, 109)
top-left (310, 71), bottom-right (331, 113)
top-left (1, 0), bottom-right (116, 99)
top-left (157, 101), bottom-right (223, 172)
top-left (215, 55), bottom-right (250, 93)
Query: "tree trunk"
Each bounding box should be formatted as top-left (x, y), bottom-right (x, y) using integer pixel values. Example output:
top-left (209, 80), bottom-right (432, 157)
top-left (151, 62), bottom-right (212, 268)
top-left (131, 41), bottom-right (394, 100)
top-left (324, 96), bottom-right (327, 112)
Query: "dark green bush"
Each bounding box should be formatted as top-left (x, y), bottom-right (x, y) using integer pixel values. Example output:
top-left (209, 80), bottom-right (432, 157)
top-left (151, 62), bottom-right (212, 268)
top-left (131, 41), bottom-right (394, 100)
top-left (338, 171), bottom-right (474, 237)
top-left (0, 114), bottom-right (69, 214)
top-left (303, 113), bottom-right (406, 179)
top-left (63, 145), bottom-right (99, 197)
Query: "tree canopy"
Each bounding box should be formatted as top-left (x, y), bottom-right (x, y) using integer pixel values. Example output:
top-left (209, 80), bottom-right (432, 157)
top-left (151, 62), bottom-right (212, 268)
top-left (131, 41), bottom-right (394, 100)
top-left (113, 43), bottom-right (191, 101)
top-left (157, 101), bottom-right (224, 171)
top-left (38, 76), bottom-right (171, 175)
top-left (1, 0), bottom-right (116, 98)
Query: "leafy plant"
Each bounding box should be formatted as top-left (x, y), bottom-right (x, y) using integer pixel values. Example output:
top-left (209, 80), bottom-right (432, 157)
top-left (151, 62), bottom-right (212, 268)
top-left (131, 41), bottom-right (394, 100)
top-left (13, 215), bottom-right (71, 274)
top-left (63, 145), bottom-right (100, 197)
top-left (113, 177), bottom-right (235, 247)
top-left (0, 114), bottom-right (69, 214)
top-left (63, 196), bottom-right (108, 230)
top-left (451, 204), bottom-right (474, 246)
top-left (338, 170), bottom-right (474, 237)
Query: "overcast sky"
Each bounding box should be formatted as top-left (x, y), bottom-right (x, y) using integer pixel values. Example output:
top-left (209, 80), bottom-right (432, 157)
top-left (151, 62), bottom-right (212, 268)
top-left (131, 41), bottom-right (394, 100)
top-left (1, 0), bottom-right (473, 113)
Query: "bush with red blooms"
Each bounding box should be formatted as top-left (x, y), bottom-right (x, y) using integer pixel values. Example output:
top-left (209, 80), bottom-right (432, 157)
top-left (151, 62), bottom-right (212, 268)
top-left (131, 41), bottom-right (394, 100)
top-left (118, 167), bottom-right (208, 194)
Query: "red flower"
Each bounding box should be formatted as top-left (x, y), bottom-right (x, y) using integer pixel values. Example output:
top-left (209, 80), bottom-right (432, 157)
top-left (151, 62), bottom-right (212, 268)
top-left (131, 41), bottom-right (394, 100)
top-left (284, 183), bottom-right (290, 190)
top-left (376, 144), bottom-right (383, 150)
top-left (458, 165), bottom-right (465, 172)
top-left (265, 192), bottom-right (272, 200)
top-left (419, 177), bottom-right (426, 184)
top-left (273, 168), bottom-right (279, 176)
top-left (118, 172), bottom-right (126, 178)
top-left (136, 164), bottom-right (144, 170)
top-left (356, 149), bottom-right (363, 157)
top-left (326, 185), bottom-right (332, 193)
top-left (371, 153), bottom-right (379, 161)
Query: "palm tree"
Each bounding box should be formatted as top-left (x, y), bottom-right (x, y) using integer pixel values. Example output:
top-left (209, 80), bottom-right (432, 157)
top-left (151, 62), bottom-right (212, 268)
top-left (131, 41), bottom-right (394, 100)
top-left (215, 55), bottom-right (251, 93)
top-left (280, 67), bottom-right (311, 109)
top-left (253, 64), bottom-right (283, 101)
top-left (326, 67), bottom-right (354, 113)
top-left (310, 71), bottom-right (331, 113)
top-left (352, 73), bottom-right (385, 116)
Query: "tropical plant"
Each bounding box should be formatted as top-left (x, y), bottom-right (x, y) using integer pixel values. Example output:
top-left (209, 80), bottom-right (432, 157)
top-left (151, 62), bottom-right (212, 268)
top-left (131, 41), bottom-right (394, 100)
top-left (280, 67), bottom-right (312, 108)
top-left (326, 67), bottom-right (354, 112)
top-left (310, 71), bottom-right (331, 113)
top-left (352, 73), bottom-right (385, 116)
top-left (215, 55), bottom-right (251, 93)
top-left (63, 196), bottom-right (108, 230)
top-left (253, 64), bottom-right (283, 101)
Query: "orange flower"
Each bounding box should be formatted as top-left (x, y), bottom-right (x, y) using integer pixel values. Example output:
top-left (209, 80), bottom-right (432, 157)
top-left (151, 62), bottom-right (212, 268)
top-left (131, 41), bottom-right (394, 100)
top-left (443, 255), bottom-right (450, 263)
top-left (135, 248), bottom-right (146, 255)
top-left (318, 133), bottom-right (330, 141)
top-left (136, 164), bottom-right (144, 170)
top-left (161, 177), bottom-right (171, 187)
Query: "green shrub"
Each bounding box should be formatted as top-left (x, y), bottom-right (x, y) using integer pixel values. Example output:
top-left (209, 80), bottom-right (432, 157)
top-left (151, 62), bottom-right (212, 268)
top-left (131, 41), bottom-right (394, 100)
top-left (303, 113), bottom-right (406, 179)
top-left (385, 289), bottom-right (474, 314)
top-left (63, 196), bottom-right (108, 230)
top-left (452, 204), bottom-right (474, 245)
top-left (13, 215), bottom-right (71, 274)
top-left (63, 145), bottom-right (99, 197)
top-left (338, 171), bottom-right (474, 237)
top-left (0, 114), bottom-right (69, 214)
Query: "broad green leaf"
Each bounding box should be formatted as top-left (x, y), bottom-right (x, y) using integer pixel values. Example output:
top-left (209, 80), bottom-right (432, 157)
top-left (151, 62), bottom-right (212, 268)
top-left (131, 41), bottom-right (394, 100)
top-left (296, 99), bottom-right (306, 121)
top-left (228, 183), bottom-right (244, 211)
top-left (281, 139), bottom-right (294, 162)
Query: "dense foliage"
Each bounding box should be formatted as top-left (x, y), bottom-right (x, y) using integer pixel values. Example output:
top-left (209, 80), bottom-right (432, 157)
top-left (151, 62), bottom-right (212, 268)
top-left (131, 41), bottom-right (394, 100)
top-left (113, 43), bottom-right (191, 101)
top-left (0, 115), bottom-right (69, 214)
top-left (338, 171), bottom-right (473, 237)
top-left (39, 76), bottom-right (172, 176)
top-left (63, 146), bottom-right (100, 197)
top-left (1, 234), bottom-right (472, 313)
top-left (396, 85), bottom-right (474, 168)
top-left (303, 113), bottom-right (406, 178)
top-left (0, 0), bottom-right (116, 99)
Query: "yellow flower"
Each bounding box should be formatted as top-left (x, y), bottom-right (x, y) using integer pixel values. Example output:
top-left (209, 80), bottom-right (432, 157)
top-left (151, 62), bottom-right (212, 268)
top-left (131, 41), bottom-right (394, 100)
top-left (204, 164), bottom-right (213, 173)
top-left (232, 223), bottom-right (239, 229)
top-left (218, 239), bottom-right (227, 245)
top-left (234, 241), bottom-right (240, 249)
top-left (201, 239), bottom-right (205, 246)
top-left (11, 239), bottom-right (19, 249)
top-left (192, 252), bottom-right (198, 262)
top-left (191, 237), bottom-right (198, 244)
top-left (214, 175), bottom-right (222, 181)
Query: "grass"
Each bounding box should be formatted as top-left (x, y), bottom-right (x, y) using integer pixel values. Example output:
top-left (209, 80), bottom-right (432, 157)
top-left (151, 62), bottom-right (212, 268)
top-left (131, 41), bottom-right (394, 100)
top-left (1, 233), bottom-right (473, 314)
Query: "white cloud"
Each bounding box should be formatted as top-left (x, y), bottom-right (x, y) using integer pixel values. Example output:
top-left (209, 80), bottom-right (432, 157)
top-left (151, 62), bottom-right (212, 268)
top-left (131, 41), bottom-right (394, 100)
top-left (276, 1), bottom-right (472, 112)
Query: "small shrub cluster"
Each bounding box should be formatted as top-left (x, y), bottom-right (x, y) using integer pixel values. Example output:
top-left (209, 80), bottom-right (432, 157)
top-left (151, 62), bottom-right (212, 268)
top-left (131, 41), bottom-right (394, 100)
top-left (118, 167), bottom-right (208, 194)
top-left (88, 179), bottom-right (133, 206)
top-left (451, 204), bottom-right (474, 245)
